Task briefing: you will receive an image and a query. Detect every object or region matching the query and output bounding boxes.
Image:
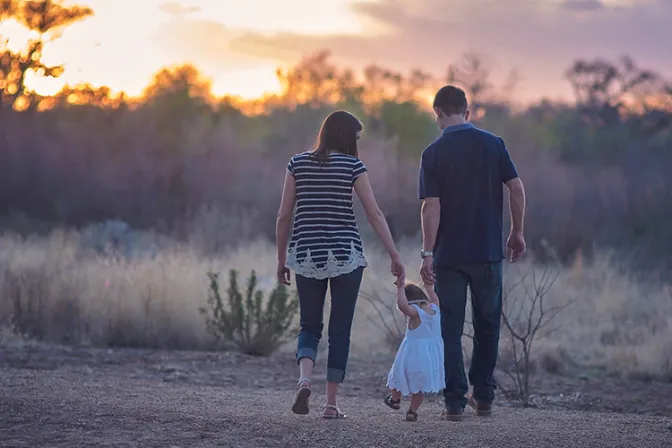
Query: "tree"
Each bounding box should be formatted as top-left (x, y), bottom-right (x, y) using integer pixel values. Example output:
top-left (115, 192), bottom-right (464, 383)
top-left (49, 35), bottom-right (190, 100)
top-left (565, 56), bottom-right (671, 130)
top-left (140, 64), bottom-right (215, 142)
top-left (378, 99), bottom-right (436, 156)
top-left (1, 0), bottom-right (17, 19)
top-left (564, 55), bottom-right (672, 145)
top-left (447, 52), bottom-right (493, 110)
top-left (0, 0), bottom-right (93, 110)
top-left (275, 50), bottom-right (359, 107)
top-left (362, 65), bottom-right (402, 105)
top-left (447, 52), bottom-right (519, 120)
top-left (142, 64), bottom-right (212, 103)
top-left (137, 64), bottom-right (217, 222)
top-left (566, 56), bottom-right (651, 108)
top-left (37, 83), bottom-right (125, 109)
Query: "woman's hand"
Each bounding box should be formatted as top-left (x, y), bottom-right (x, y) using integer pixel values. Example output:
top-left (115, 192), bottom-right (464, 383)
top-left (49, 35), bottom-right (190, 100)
top-left (277, 263), bottom-right (291, 285)
top-left (390, 254), bottom-right (405, 284)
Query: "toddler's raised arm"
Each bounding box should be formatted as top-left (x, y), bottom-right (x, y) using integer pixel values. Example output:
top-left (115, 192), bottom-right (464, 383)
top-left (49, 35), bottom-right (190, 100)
top-left (396, 279), bottom-right (419, 318)
top-left (423, 282), bottom-right (440, 305)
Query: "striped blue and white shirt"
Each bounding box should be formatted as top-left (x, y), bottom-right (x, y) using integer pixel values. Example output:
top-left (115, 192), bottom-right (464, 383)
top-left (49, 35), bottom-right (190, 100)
top-left (285, 151), bottom-right (368, 279)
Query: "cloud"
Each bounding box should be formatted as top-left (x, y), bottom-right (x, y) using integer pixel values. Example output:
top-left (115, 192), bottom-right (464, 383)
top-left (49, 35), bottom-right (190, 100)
top-left (228, 0), bottom-right (672, 99)
top-left (158, 2), bottom-right (200, 17)
top-left (151, 16), bottom-right (271, 74)
top-left (560, 0), bottom-right (606, 11)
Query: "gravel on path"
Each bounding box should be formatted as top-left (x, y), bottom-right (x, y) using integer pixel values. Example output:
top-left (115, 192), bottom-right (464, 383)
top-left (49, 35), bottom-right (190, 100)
top-left (2, 368), bottom-right (671, 448)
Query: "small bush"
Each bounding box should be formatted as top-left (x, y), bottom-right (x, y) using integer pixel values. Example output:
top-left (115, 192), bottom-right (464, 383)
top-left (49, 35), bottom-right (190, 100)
top-left (200, 269), bottom-right (299, 356)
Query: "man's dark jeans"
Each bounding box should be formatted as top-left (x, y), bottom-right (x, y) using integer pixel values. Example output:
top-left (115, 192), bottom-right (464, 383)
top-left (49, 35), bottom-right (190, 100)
top-left (435, 262), bottom-right (503, 410)
top-left (295, 267), bottom-right (363, 383)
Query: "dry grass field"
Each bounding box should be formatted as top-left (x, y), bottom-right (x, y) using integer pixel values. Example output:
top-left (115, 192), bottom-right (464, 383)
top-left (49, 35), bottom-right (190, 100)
top-left (1, 229), bottom-right (672, 447)
top-left (1, 230), bottom-right (671, 380)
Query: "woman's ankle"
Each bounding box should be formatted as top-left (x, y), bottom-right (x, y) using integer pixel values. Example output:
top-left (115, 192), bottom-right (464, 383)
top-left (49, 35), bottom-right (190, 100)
top-left (325, 381), bottom-right (339, 406)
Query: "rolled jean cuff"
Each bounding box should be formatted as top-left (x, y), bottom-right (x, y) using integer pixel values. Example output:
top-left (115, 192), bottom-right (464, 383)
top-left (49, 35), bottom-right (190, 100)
top-left (326, 367), bottom-right (346, 383)
top-left (296, 347), bottom-right (317, 365)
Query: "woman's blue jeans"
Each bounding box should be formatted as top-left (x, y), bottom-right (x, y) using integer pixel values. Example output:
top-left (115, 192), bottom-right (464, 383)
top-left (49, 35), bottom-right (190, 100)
top-left (295, 267), bottom-right (363, 383)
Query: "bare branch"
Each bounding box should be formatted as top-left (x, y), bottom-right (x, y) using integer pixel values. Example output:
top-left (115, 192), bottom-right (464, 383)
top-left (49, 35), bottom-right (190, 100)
top-left (359, 287), bottom-right (404, 348)
top-left (499, 264), bottom-right (571, 406)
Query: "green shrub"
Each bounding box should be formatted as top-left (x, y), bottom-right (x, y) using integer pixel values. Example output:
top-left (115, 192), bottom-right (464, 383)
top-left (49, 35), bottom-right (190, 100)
top-left (200, 269), bottom-right (299, 356)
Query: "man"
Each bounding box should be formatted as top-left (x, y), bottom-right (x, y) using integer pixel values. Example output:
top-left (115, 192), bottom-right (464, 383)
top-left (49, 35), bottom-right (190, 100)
top-left (418, 85), bottom-right (526, 421)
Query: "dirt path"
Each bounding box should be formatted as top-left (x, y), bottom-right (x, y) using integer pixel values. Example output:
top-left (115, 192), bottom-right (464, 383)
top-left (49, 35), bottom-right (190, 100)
top-left (1, 368), bottom-right (670, 448)
top-left (1, 345), bottom-right (671, 447)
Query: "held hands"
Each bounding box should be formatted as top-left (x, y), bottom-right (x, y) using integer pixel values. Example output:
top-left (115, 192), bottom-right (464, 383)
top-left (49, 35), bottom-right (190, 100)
top-left (390, 254), bottom-right (405, 285)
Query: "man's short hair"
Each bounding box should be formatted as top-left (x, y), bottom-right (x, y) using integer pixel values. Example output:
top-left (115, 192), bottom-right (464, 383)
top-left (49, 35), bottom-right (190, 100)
top-left (433, 85), bottom-right (468, 117)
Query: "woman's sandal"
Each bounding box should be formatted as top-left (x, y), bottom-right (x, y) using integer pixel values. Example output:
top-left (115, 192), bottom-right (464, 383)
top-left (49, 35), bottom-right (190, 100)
top-left (322, 404), bottom-right (347, 419)
top-left (384, 395), bottom-right (401, 410)
top-left (291, 378), bottom-right (312, 415)
top-left (405, 408), bottom-right (418, 422)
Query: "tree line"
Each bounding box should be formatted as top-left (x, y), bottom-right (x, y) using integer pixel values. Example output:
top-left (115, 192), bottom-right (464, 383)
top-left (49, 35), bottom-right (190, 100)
top-left (2, 1), bottom-right (672, 272)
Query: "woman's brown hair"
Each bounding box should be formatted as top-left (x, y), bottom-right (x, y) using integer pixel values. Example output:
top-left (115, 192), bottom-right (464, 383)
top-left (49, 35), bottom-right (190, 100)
top-left (404, 283), bottom-right (429, 303)
top-left (311, 110), bottom-right (363, 163)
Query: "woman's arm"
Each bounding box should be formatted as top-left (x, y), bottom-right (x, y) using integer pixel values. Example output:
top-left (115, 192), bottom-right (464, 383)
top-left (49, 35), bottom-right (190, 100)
top-left (353, 173), bottom-right (400, 260)
top-left (276, 171), bottom-right (297, 264)
top-left (396, 283), bottom-right (419, 318)
top-left (423, 283), bottom-right (440, 305)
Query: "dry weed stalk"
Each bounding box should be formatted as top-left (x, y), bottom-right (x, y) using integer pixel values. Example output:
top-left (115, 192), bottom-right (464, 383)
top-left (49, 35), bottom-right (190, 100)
top-left (500, 265), bottom-right (573, 406)
top-left (359, 287), bottom-right (405, 349)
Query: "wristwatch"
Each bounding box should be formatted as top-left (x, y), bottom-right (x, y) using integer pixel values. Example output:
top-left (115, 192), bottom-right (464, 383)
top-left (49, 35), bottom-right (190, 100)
top-left (420, 250), bottom-right (433, 259)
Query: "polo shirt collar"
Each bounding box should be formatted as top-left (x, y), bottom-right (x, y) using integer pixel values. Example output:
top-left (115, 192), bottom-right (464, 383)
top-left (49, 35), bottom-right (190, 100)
top-left (441, 122), bottom-right (475, 135)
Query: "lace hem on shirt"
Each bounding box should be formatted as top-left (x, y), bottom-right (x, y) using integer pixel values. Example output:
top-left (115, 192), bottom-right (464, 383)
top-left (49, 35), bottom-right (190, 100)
top-left (286, 240), bottom-right (368, 280)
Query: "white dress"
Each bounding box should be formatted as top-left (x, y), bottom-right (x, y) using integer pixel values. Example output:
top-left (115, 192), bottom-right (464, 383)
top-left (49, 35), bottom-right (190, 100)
top-left (386, 303), bottom-right (445, 396)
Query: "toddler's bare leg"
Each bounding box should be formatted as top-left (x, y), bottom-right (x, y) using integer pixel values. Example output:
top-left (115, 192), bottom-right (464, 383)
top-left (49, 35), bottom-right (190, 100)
top-left (385, 389), bottom-right (402, 410)
top-left (409, 392), bottom-right (424, 411)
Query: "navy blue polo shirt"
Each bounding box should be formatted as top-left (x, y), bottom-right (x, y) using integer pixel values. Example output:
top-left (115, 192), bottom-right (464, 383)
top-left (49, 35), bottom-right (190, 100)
top-left (418, 123), bottom-right (519, 266)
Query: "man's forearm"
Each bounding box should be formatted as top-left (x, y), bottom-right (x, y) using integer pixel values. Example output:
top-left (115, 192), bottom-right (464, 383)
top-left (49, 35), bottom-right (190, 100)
top-left (508, 182), bottom-right (526, 234)
top-left (421, 200), bottom-right (440, 251)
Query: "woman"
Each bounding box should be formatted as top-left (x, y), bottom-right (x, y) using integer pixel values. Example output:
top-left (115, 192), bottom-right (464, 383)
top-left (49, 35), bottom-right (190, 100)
top-left (276, 110), bottom-right (404, 419)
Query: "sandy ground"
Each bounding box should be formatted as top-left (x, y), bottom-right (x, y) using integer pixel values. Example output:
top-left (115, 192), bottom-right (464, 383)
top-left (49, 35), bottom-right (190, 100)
top-left (1, 344), bottom-right (671, 448)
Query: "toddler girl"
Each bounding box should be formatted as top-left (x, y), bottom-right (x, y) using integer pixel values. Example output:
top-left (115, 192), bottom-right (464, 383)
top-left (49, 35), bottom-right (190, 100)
top-left (384, 280), bottom-right (445, 421)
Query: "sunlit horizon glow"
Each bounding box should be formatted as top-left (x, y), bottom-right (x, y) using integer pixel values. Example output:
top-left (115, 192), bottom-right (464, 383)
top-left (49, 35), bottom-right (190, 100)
top-left (1, 0), bottom-right (370, 99)
top-left (2, 0), bottom-right (671, 102)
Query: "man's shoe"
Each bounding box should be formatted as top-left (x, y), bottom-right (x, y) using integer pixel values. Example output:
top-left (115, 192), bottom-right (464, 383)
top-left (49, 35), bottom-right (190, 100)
top-left (468, 394), bottom-right (492, 417)
top-left (440, 406), bottom-right (464, 421)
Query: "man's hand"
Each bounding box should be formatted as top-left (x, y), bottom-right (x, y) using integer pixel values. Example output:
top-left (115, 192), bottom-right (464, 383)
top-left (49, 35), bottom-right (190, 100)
top-left (420, 256), bottom-right (435, 284)
top-left (506, 231), bottom-right (526, 262)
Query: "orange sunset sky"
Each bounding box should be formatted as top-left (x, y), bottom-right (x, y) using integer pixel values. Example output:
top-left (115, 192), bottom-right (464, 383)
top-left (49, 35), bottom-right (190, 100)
top-left (2, 0), bottom-right (672, 101)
